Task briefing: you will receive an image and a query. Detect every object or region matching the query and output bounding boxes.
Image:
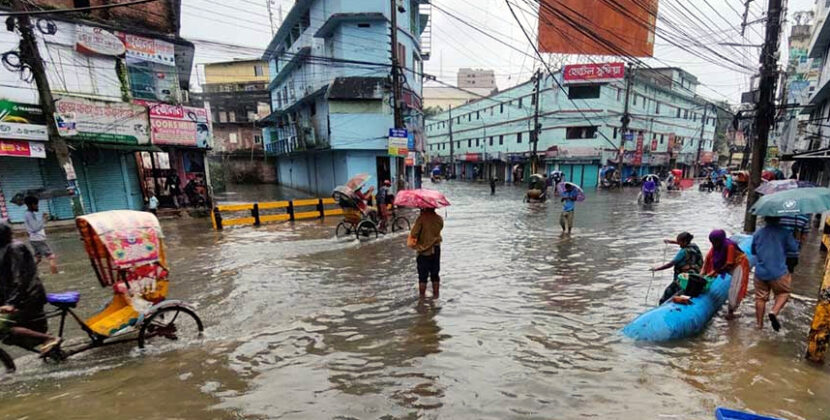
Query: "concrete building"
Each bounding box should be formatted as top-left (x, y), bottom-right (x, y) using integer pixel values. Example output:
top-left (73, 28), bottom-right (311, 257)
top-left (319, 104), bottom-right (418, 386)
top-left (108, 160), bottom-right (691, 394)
top-left (796, 3), bottom-right (830, 185)
top-left (425, 66), bottom-right (717, 188)
top-left (0, 1), bottom-right (208, 222)
top-left (457, 68), bottom-right (496, 89)
top-left (423, 86), bottom-right (496, 112)
top-left (261, 0), bottom-right (430, 195)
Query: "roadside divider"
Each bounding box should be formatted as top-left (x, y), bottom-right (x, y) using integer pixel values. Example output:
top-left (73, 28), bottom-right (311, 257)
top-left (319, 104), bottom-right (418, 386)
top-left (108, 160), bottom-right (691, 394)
top-left (212, 198), bottom-right (343, 230)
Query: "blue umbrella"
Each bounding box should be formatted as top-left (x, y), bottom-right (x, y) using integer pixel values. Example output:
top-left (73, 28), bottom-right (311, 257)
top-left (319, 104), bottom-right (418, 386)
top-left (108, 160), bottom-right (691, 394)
top-left (750, 187), bottom-right (830, 216)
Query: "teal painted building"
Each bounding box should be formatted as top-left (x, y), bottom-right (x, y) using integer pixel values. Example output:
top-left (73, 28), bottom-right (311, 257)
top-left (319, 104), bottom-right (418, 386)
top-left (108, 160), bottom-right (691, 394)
top-left (425, 67), bottom-right (718, 188)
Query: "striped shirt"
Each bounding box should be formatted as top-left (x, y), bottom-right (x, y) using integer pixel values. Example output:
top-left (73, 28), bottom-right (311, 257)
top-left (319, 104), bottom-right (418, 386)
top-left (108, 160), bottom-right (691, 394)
top-left (779, 215), bottom-right (810, 235)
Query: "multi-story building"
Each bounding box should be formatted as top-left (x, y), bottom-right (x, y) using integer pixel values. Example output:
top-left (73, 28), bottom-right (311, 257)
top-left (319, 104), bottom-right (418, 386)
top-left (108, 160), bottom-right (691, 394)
top-left (796, 3), bottom-right (830, 185)
top-left (0, 0), bottom-right (208, 222)
top-left (457, 68), bottom-right (497, 89)
top-left (425, 65), bottom-right (717, 187)
top-left (423, 86), bottom-right (496, 113)
top-left (191, 59), bottom-right (274, 184)
top-left (261, 0), bottom-right (430, 195)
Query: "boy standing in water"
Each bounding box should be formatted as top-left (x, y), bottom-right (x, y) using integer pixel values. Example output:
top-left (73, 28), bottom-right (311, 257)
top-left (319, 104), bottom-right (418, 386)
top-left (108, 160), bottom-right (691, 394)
top-left (409, 208), bottom-right (443, 299)
top-left (23, 196), bottom-right (57, 274)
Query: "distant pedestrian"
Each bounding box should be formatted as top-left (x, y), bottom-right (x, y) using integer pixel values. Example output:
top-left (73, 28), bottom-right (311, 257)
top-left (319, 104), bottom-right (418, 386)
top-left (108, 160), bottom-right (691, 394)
top-left (23, 196), bottom-right (57, 274)
top-left (408, 208), bottom-right (443, 299)
top-left (650, 232), bottom-right (703, 304)
top-left (490, 177), bottom-right (497, 195)
top-left (779, 214), bottom-right (810, 273)
top-left (397, 174), bottom-right (406, 193)
top-left (751, 216), bottom-right (800, 331)
top-left (560, 183), bottom-right (578, 234)
top-left (166, 171), bottom-right (182, 208)
top-left (147, 192), bottom-right (159, 216)
top-left (377, 180), bottom-right (391, 232)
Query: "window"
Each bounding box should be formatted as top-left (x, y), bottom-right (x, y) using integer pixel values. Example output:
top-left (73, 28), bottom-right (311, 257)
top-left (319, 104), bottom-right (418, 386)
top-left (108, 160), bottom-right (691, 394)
top-left (633, 95), bottom-right (638, 106)
top-left (684, 110), bottom-right (689, 119)
top-left (476, 111), bottom-right (480, 120)
top-left (617, 88), bottom-right (622, 101)
top-left (254, 135), bottom-right (262, 144)
top-left (457, 141), bottom-right (460, 148)
top-left (456, 117), bottom-right (460, 123)
top-left (229, 132), bottom-right (238, 144)
top-left (397, 43), bottom-right (406, 68)
top-left (489, 136), bottom-right (494, 146)
top-left (254, 65), bottom-right (264, 77)
top-left (531, 93), bottom-right (537, 105)
top-left (499, 135), bottom-right (504, 145)
top-left (655, 103), bottom-right (660, 115)
top-left (693, 113), bottom-right (697, 122)
top-left (517, 132), bottom-right (523, 143)
top-left (468, 139), bottom-right (472, 147)
top-left (468, 114), bottom-right (471, 121)
top-left (566, 126), bottom-right (598, 139)
top-left (613, 127), bottom-right (618, 139)
top-left (310, 102), bottom-right (316, 117)
top-left (476, 138), bottom-right (480, 147)
top-left (357, 23), bottom-right (371, 28)
top-left (568, 85), bottom-right (601, 99)
top-left (218, 111), bottom-right (228, 123)
top-left (500, 103), bottom-right (504, 113)
top-left (247, 111), bottom-right (257, 121)
top-left (660, 134), bottom-right (665, 144)
top-left (518, 97), bottom-right (523, 108)
top-left (676, 108), bottom-right (681, 118)
top-left (229, 112), bottom-right (236, 122)
top-left (490, 106), bottom-right (494, 116)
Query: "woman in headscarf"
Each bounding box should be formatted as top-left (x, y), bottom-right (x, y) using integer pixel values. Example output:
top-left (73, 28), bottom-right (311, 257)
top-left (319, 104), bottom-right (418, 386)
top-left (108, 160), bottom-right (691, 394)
top-left (702, 229), bottom-right (751, 319)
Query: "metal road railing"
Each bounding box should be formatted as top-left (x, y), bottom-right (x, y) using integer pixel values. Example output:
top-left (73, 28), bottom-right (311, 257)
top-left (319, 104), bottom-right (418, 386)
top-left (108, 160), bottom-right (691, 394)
top-left (211, 198), bottom-right (344, 230)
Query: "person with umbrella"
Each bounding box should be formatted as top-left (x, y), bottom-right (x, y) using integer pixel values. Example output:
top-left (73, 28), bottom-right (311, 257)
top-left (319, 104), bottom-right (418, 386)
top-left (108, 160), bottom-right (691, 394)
top-left (559, 183), bottom-right (581, 234)
top-left (749, 187), bottom-right (830, 330)
top-left (397, 189), bottom-right (450, 299)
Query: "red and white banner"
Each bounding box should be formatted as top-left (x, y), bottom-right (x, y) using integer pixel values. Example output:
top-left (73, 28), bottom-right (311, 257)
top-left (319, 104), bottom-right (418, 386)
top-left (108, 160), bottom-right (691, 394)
top-left (563, 62), bottom-right (625, 85)
top-left (633, 133), bottom-right (644, 166)
top-left (135, 100), bottom-right (211, 148)
top-left (0, 139), bottom-right (46, 158)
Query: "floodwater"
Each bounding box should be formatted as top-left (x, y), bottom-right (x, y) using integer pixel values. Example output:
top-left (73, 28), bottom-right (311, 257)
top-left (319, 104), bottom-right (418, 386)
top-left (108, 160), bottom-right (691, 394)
top-left (1, 182), bottom-right (828, 419)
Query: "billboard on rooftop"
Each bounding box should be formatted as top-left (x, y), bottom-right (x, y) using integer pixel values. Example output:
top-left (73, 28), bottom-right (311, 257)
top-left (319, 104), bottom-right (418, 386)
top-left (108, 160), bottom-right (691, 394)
top-left (538, 0), bottom-right (658, 57)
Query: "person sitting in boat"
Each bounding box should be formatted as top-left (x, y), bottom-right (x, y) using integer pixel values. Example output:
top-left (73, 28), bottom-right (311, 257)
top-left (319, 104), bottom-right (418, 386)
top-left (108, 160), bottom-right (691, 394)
top-left (650, 232), bottom-right (703, 304)
top-left (702, 229), bottom-right (750, 320)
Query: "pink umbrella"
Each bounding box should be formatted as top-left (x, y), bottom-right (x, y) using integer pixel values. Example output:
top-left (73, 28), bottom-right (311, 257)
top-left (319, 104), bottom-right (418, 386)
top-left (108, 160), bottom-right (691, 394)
top-left (394, 189), bottom-right (451, 209)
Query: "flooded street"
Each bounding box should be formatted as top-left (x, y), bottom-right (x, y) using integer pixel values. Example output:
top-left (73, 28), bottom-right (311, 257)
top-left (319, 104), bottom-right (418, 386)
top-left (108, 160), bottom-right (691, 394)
top-left (1, 182), bottom-right (829, 419)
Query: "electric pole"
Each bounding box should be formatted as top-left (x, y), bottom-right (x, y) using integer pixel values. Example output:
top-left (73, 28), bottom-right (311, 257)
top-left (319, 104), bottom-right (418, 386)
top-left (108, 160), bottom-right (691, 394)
top-left (530, 69), bottom-right (542, 174)
top-left (448, 105), bottom-right (455, 178)
top-left (13, 4), bottom-right (85, 215)
top-left (695, 104), bottom-right (709, 177)
top-left (390, 0), bottom-right (404, 130)
top-left (618, 65), bottom-right (633, 187)
top-left (744, 0), bottom-right (783, 233)
top-left (266, 0), bottom-right (276, 36)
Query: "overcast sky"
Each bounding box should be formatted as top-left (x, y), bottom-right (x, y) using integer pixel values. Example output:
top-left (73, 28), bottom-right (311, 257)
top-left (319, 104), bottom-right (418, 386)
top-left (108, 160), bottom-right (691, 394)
top-left (180, 0), bottom-right (817, 104)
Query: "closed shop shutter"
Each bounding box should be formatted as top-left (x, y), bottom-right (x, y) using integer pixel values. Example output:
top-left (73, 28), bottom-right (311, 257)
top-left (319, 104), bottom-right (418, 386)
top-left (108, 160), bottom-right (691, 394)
top-left (581, 164), bottom-right (599, 188)
top-left (0, 157), bottom-right (44, 223)
top-left (40, 154), bottom-right (75, 220)
top-left (75, 149), bottom-right (142, 213)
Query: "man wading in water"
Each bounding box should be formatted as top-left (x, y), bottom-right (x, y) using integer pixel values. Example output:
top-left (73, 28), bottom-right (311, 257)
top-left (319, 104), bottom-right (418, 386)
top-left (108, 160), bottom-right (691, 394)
top-left (409, 208), bottom-right (443, 299)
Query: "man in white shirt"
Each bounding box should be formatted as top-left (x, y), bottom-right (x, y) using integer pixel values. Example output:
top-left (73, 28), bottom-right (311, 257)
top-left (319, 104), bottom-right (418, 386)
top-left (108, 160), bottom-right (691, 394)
top-left (23, 196), bottom-right (57, 274)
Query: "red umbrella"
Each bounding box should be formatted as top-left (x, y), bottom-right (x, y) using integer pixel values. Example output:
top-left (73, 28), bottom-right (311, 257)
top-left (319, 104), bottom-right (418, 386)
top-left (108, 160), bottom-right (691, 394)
top-left (394, 189), bottom-right (451, 209)
top-left (345, 173), bottom-right (370, 191)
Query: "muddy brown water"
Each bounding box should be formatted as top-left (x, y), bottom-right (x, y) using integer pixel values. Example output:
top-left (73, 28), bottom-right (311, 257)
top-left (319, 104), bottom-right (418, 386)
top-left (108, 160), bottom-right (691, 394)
top-left (1, 182), bottom-right (828, 419)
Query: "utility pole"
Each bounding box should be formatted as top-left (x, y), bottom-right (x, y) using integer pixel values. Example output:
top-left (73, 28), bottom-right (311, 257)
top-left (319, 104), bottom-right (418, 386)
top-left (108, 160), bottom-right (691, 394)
top-left (448, 105), bottom-right (455, 178)
top-left (530, 69), bottom-right (542, 174)
top-left (695, 104), bottom-right (709, 177)
top-left (14, 4), bottom-right (85, 215)
top-left (389, 0), bottom-right (405, 184)
top-left (741, 0), bottom-right (754, 37)
top-left (266, 0), bottom-right (276, 36)
top-left (618, 65), bottom-right (633, 187)
top-left (744, 0), bottom-right (783, 233)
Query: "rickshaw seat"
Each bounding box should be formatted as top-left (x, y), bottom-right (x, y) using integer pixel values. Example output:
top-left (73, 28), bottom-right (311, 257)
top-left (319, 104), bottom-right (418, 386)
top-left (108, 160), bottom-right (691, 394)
top-left (46, 291), bottom-right (81, 309)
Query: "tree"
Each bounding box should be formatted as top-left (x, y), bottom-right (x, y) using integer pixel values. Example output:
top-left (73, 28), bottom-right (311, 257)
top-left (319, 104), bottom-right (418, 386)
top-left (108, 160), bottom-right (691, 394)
top-left (423, 106), bottom-right (444, 119)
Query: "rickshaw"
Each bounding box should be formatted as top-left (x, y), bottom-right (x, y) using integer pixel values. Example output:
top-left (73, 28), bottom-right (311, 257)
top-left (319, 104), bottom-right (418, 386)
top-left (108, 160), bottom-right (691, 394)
top-left (638, 174), bottom-right (661, 204)
top-left (0, 210), bottom-right (203, 375)
top-left (524, 174), bottom-right (548, 202)
top-left (332, 186), bottom-right (410, 240)
top-left (723, 170), bottom-right (749, 198)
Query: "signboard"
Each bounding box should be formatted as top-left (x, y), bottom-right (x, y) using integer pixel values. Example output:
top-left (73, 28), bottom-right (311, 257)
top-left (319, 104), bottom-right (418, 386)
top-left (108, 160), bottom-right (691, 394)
top-left (667, 134), bottom-right (676, 153)
top-left (651, 138), bottom-right (658, 152)
top-left (539, 0), bottom-right (657, 57)
top-left (0, 100), bottom-right (47, 141)
top-left (463, 153), bottom-right (480, 162)
top-left (634, 132), bottom-right (644, 166)
top-left (388, 128), bottom-right (409, 157)
top-left (54, 96), bottom-right (149, 145)
top-left (120, 33), bottom-right (176, 66)
top-left (563, 62), bottom-right (625, 85)
top-left (405, 152), bottom-right (416, 166)
top-left (136, 100), bottom-right (210, 148)
top-left (0, 139), bottom-right (46, 158)
top-left (75, 25), bottom-right (126, 56)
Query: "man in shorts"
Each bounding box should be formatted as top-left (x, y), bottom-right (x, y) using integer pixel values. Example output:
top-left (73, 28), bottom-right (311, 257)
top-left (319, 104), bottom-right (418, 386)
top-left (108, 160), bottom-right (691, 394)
top-left (23, 196), bottom-right (57, 274)
top-left (409, 208), bottom-right (443, 299)
top-left (0, 221), bottom-right (61, 354)
top-left (560, 183), bottom-right (578, 234)
top-left (751, 216), bottom-right (800, 331)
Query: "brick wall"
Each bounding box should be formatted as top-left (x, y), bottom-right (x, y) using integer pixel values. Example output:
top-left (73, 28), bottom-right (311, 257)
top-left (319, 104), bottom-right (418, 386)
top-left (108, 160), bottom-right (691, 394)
top-left (27, 0), bottom-right (179, 35)
top-left (213, 126), bottom-right (264, 153)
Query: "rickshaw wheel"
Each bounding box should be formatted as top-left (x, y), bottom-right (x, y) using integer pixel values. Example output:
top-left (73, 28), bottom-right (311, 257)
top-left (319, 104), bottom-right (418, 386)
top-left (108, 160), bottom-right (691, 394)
top-left (335, 222), bottom-right (352, 238)
top-left (355, 220), bottom-right (378, 240)
top-left (138, 306), bottom-right (204, 349)
top-left (0, 348), bottom-right (15, 374)
top-left (391, 216), bottom-right (410, 233)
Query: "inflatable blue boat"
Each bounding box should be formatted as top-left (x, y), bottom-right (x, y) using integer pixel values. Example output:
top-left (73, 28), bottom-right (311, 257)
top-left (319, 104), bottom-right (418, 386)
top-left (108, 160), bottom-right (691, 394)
top-left (622, 235), bottom-right (756, 342)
